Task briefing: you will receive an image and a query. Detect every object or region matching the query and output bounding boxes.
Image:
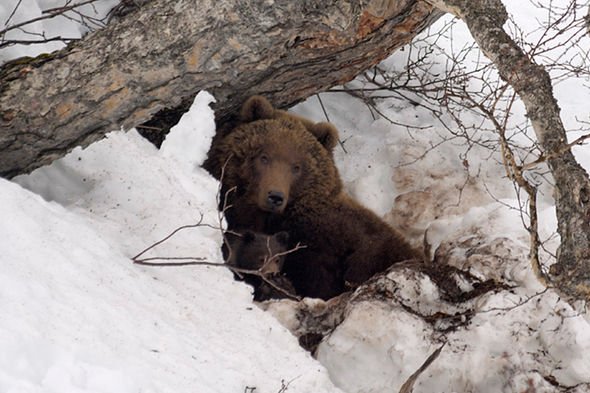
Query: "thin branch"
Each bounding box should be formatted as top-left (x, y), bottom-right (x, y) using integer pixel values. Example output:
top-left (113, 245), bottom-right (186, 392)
top-left (520, 132), bottom-right (590, 171)
top-left (0, 0), bottom-right (101, 37)
top-left (4, 0), bottom-right (24, 28)
top-left (132, 241), bottom-right (306, 301)
top-left (277, 377), bottom-right (299, 393)
top-left (315, 93), bottom-right (331, 122)
top-left (467, 90), bottom-right (549, 286)
top-left (399, 343), bottom-right (446, 393)
top-left (315, 93), bottom-right (348, 154)
top-left (131, 215), bottom-right (207, 261)
top-left (0, 36), bottom-right (79, 48)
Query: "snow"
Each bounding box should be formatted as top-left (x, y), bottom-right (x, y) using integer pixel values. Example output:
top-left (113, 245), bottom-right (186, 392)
top-left (2, 94), bottom-right (339, 393)
top-left (2, 1), bottom-right (590, 392)
top-left (160, 92), bottom-right (217, 171)
top-left (0, 0), bottom-right (119, 64)
top-left (318, 300), bottom-right (434, 393)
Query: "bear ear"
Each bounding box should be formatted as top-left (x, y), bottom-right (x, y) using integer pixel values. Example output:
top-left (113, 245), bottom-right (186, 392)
top-left (273, 231), bottom-right (289, 246)
top-left (240, 96), bottom-right (276, 122)
top-left (309, 122), bottom-right (339, 152)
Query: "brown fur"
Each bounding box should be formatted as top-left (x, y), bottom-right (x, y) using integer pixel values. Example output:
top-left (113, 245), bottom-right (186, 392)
top-left (223, 230), bottom-right (295, 301)
top-left (239, 96), bottom-right (340, 154)
top-left (282, 193), bottom-right (421, 299)
top-left (203, 96), bottom-right (339, 182)
top-left (206, 96), bottom-right (420, 299)
top-left (206, 116), bottom-right (342, 232)
top-left (223, 231), bottom-right (289, 274)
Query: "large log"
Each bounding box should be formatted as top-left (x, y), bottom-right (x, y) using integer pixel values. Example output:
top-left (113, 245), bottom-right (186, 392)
top-left (0, 0), bottom-right (442, 178)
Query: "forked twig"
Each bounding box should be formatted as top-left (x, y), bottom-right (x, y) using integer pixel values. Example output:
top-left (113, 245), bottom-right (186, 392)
top-left (131, 213), bottom-right (208, 261)
top-left (132, 229), bottom-right (306, 301)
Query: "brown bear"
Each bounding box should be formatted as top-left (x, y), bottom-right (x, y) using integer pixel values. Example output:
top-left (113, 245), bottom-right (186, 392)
top-left (203, 96), bottom-right (341, 182)
top-left (222, 230), bottom-right (296, 301)
top-left (204, 97), bottom-right (343, 233)
top-left (205, 96), bottom-right (421, 299)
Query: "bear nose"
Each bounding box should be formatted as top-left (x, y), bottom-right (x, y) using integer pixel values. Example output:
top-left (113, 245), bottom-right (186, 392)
top-left (267, 191), bottom-right (285, 208)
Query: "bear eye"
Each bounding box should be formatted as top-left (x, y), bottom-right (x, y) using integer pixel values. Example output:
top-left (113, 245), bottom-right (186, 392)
top-left (259, 154), bottom-right (269, 164)
top-left (292, 164), bottom-right (301, 174)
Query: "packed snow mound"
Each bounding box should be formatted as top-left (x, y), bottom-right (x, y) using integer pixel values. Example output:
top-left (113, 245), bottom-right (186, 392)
top-left (316, 206), bottom-right (590, 392)
top-left (265, 202), bottom-right (590, 393)
top-left (271, 91), bottom-right (590, 393)
top-left (4, 93), bottom-right (341, 393)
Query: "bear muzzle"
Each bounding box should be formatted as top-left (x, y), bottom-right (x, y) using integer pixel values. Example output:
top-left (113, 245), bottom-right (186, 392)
top-left (266, 190), bottom-right (286, 212)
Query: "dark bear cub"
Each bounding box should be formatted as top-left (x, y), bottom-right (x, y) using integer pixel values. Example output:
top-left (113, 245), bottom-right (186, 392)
top-left (222, 231), bottom-right (296, 301)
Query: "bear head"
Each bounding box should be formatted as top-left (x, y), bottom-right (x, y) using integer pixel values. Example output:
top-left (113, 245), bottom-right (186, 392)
top-left (240, 95), bottom-right (340, 155)
top-left (223, 230), bottom-right (290, 274)
top-left (217, 117), bottom-right (342, 215)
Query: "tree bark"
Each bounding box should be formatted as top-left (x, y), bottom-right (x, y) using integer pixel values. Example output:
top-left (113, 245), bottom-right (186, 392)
top-left (0, 0), bottom-right (442, 179)
top-left (425, 0), bottom-right (590, 302)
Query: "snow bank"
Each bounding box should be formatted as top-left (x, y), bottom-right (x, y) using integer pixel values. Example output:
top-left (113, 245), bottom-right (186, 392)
top-left (285, 10), bottom-right (590, 386)
top-left (3, 93), bottom-right (340, 393)
top-left (3, 0), bottom-right (590, 392)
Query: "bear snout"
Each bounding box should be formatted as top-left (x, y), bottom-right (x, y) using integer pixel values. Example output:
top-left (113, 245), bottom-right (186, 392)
top-left (259, 256), bottom-right (281, 274)
top-left (266, 191), bottom-right (285, 210)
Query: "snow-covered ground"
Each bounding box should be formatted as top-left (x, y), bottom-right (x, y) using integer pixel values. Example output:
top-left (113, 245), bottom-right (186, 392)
top-left (2, 1), bottom-right (590, 392)
top-left (2, 92), bottom-right (339, 393)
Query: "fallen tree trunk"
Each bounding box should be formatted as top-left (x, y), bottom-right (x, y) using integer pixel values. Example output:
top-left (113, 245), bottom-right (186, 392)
top-left (0, 0), bottom-right (443, 179)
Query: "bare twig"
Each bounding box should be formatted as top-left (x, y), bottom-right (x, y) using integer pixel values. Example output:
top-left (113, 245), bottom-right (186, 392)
top-left (0, 0), bottom-right (110, 49)
top-left (520, 132), bottom-right (590, 171)
top-left (399, 343), bottom-right (446, 393)
top-left (4, 0), bottom-right (24, 27)
top-left (0, 37), bottom-right (79, 49)
top-left (277, 376), bottom-right (300, 393)
top-left (131, 214), bottom-right (208, 261)
top-left (463, 90), bottom-right (549, 286)
top-left (131, 155), bottom-right (303, 301)
top-left (0, 0), bottom-right (102, 37)
top-left (315, 93), bottom-right (348, 154)
top-left (218, 155), bottom-right (236, 264)
top-left (132, 235), bottom-right (306, 301)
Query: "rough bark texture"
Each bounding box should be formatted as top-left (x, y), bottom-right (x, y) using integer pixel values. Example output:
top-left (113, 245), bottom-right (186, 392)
top-left (0, 0), bottom-right (442, 178)
top-left (426, 0), bottom-right (590, 302)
